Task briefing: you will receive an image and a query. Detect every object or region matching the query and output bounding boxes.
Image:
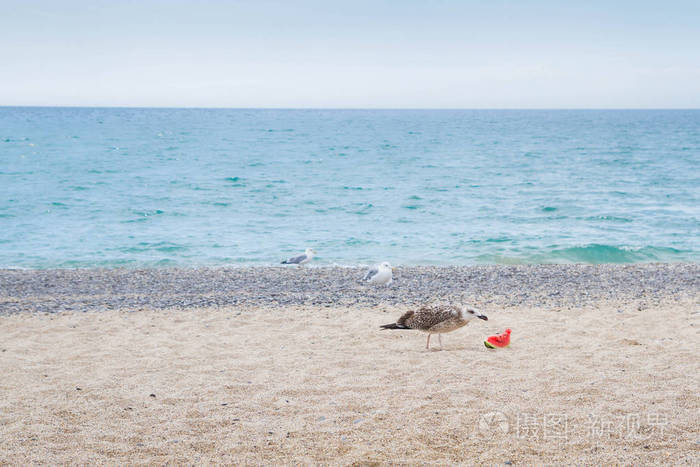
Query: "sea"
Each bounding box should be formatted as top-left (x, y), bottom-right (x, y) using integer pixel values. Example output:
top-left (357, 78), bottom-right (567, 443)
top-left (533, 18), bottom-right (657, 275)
top-left (1, 108), bottom-right (698, 269)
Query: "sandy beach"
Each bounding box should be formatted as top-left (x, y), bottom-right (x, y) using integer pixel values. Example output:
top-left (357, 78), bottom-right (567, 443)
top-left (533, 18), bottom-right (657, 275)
top-left (1, 265), bottom-right (698, 465)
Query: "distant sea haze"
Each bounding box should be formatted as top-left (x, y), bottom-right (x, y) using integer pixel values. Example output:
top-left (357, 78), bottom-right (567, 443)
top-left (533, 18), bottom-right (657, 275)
top-left (0, 108), bottom-right (698, 269)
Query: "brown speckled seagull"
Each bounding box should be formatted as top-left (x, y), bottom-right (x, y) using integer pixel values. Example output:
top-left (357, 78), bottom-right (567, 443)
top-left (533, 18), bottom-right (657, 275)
top-left (380, 304), bottom-right (488, 350)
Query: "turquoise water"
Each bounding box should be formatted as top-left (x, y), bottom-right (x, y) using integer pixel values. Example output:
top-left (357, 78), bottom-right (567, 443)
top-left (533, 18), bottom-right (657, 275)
top-left (1, 108), bottom-right (698, 268)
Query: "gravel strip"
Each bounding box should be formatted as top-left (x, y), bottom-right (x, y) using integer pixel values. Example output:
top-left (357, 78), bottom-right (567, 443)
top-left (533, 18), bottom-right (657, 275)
top-left (1, 264), bottom-right (698, 315)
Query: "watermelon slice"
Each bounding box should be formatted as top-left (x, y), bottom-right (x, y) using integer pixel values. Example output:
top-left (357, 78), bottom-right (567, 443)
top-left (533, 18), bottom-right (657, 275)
top-left (484, 328), bottom-right (511, 348)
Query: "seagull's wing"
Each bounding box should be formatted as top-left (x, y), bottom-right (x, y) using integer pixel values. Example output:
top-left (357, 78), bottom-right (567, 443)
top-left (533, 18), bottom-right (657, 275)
top-left (282, 254), bottom-right (307, 264)
top-left (402, 305), bottom-right (458, 331)
top-left (363, 267), bottom-right (379, 281)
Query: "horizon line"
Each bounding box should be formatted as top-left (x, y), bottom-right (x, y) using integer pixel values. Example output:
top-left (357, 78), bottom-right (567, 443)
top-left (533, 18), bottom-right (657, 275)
top-left (1, 105), bottom-right (699, 111)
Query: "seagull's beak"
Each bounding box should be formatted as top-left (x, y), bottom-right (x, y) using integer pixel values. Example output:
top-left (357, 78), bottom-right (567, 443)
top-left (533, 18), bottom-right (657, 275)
top-left (392, 267), bottom-right (396, 271)
top-left (478, 314), bottom-right (488, 321)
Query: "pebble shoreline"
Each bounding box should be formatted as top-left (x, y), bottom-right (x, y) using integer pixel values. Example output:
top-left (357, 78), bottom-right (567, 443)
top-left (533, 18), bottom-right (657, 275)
top-left (1, 264), bottom-right (698, 315)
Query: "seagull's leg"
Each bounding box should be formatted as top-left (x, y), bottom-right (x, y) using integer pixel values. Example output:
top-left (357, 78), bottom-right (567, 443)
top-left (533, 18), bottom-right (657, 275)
top-left (438, 333), bottom-right (443, 350)
top-left (426, 334), bottom-right (431, 350)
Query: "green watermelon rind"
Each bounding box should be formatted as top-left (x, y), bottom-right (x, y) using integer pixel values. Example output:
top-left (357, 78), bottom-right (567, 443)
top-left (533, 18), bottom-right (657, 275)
top-left (484, 339), bottom-right (509, 349)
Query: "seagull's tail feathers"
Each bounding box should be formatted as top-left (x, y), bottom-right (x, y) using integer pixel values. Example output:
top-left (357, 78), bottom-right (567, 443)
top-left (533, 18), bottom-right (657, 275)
top-left (380, 310), bottom-right (414, 330)
top-left (281, 260), bottom-right (288, 264)
top-left (380, 322), bottom-right (408, 330)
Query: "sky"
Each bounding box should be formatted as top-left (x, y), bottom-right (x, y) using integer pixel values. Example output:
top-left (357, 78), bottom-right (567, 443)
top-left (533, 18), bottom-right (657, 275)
top-left (1, 0), bottom-right (699, 108)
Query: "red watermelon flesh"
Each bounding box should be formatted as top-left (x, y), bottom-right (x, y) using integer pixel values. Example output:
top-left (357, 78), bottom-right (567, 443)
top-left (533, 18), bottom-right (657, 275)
top-left (484, 328), bottom-right (511, 348)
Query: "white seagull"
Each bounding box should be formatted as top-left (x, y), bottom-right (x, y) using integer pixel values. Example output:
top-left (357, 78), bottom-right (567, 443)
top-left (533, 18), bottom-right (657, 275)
top-left (281, 248), bottom-right (316, 267)
top-left (380, 304), bottom-right (488, 350)
top-left (363, 261), bottom-right (394, 286)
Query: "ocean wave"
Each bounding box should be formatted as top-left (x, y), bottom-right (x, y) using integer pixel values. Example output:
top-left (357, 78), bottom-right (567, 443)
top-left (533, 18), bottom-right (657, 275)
top-left (548, 245), bottom-right (689, 263)
top-left (581, 215), bottom-right (633, 223)
top-left (344, 237), bottom-right (379, 247)
top-left (130, 209), bottom-right (165, 217)
top-left (114, 241), bottom-right (188, 253)
top-left (477, 244), bottom-right (692, 264)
